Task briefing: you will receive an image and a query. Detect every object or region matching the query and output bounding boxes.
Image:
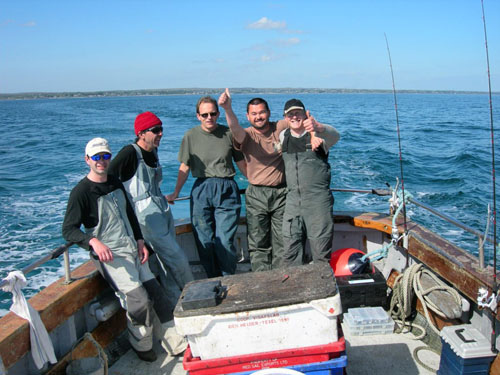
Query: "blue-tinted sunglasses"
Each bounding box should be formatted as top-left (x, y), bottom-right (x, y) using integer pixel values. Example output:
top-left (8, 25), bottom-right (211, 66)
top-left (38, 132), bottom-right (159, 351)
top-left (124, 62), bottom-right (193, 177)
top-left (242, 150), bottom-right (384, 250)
top-left (89, 153), bottom-right (112, 161)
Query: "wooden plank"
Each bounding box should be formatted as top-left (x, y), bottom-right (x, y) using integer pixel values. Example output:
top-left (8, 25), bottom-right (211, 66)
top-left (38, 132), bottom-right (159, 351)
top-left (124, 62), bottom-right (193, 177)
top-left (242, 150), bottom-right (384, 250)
top-left (0, 262), bottom-right (107, 369)
top-left (352, 212), bottom-right (394, 235)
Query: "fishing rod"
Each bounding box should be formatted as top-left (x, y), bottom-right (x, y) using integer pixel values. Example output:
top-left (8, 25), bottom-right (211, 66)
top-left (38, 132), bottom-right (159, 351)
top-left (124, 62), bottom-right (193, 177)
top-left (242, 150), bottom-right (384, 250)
top-left (480, 0), bottom-right (498, 353)
top-left (481, 0), bottom-right (497, 286)
top-left (384, 33), bottom-right (409, 256)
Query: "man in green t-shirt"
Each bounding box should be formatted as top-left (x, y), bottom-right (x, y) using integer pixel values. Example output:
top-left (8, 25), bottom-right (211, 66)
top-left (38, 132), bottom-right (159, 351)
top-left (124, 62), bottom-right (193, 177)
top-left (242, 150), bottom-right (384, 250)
top-left (167, 96), bottom-right (246, 278)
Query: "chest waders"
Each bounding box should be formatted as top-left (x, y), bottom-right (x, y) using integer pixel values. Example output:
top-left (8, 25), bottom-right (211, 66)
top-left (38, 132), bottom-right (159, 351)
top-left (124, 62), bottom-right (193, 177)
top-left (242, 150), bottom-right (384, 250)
top-left (245, 183), bottom-right (286, 271)
top-left (281, 130), bottom-right (334, 265)
top-left (123, 144), bottom-right (193, 306)
top-left (86, 188), bottom-right (156, 352)
top-left (86, 188), bottom-right (188, 355)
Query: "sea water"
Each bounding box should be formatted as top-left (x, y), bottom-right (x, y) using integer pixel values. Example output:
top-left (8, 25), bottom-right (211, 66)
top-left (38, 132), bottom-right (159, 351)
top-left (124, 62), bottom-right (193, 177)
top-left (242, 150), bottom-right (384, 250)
top-left (0, 93), bottom-right (499, 316)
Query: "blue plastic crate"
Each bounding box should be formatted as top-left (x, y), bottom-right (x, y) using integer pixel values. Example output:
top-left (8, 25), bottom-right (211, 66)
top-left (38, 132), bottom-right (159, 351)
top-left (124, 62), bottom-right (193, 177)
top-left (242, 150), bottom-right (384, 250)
top-left (438, 325), bottom-right (496, 375)
top-left (231, 354), bottom-right (347, 375)
top-left (437, 352), bottom-right (492, 375)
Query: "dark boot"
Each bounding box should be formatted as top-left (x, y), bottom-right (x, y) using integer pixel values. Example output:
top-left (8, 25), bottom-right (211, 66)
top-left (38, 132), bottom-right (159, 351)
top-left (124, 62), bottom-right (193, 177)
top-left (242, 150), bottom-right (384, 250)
top-left (132, 347), bottom-right (157, 362)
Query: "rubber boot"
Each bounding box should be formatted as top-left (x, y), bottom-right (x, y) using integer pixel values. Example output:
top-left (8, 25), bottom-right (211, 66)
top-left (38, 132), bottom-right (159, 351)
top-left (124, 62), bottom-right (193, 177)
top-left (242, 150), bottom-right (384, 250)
top-left (153, 315), bottom-right (188, 356)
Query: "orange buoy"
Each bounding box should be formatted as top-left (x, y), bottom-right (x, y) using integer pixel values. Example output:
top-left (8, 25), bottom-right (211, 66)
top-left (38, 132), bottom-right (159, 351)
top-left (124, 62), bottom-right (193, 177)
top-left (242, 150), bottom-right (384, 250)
top-left (329, 248), bottom-right (373, 276)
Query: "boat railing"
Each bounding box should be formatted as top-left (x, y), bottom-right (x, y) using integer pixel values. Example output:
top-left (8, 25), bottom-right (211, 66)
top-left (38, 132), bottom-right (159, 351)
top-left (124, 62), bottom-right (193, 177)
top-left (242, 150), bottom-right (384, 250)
top-left (408, 197), bottom-right (494, 268)
top-left (0, 242), bottom-right (74, 290)
top-left (0, 187), bottom-right (495, 291)
top-left (331, 187), bottom-right (495, 268)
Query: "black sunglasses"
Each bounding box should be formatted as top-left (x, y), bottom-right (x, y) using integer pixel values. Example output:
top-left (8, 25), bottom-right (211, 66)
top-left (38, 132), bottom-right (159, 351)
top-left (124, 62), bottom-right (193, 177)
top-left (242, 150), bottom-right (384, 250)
top-left (145, 126), bottom-right (163, 134)
top-left (199, 112), bottom-right (218, 119)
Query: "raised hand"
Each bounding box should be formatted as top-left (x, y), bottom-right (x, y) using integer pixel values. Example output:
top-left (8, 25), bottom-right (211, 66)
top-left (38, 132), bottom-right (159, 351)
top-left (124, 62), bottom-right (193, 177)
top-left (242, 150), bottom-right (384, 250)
top-left (218, 88), bottom-right (232, 110)
top-left (303, 110), bottom-right (317, 133)
top-left (310, 136), bottom-right (324, 151)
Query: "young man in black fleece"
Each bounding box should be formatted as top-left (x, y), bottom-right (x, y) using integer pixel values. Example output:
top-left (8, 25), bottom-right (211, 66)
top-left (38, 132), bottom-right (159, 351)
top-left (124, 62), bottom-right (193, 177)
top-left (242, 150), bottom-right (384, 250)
top-left (62, 137), bottom-right (186, 362)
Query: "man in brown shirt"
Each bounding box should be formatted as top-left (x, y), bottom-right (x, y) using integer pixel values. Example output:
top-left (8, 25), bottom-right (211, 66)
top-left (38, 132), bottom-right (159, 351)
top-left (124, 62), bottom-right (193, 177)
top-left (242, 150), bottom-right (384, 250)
top-left (219, 88), bottom-right (287, 271)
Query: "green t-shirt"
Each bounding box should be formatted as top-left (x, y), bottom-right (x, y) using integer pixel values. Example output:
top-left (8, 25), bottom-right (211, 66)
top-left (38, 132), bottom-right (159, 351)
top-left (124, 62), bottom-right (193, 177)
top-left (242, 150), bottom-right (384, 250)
top-left (179, 124), bottom-right (244, 178)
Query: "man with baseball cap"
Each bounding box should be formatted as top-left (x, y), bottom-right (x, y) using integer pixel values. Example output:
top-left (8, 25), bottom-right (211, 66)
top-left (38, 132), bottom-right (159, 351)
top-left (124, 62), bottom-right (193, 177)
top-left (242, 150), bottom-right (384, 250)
top-left (279, 99), bottom-right (340, 266)
top-left (109, 112), bottom-right (194, 308)
top-left (62, 138), bottom-right (185, 361)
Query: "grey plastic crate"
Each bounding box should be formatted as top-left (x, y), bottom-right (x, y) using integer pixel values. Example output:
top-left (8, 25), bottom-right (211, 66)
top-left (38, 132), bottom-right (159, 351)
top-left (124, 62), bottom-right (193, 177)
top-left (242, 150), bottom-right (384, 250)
top-left (344, 306), bottom-right (394, 335)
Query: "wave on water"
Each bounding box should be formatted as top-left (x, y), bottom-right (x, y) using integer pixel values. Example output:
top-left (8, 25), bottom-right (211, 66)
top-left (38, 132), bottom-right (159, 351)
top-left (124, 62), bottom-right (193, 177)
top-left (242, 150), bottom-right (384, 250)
top-left (0, 93), bottom-right (499, 316)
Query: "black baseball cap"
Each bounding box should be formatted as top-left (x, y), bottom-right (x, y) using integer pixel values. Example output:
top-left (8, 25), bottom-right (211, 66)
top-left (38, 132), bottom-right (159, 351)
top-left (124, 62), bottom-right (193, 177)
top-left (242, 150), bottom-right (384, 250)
top-left (283, 99), bottom-right (305, 115)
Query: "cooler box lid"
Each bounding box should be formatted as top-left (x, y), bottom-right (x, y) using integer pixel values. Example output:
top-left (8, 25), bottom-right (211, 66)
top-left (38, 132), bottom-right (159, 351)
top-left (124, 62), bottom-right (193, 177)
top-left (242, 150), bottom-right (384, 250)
top-left (174, 263), bottom-right (337, 317)
top-left (440, 324), bottom-right (496, 359)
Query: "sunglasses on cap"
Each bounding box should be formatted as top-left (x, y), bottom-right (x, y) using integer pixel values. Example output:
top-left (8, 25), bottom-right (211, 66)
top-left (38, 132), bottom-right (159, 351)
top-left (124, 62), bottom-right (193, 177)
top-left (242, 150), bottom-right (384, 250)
top-left (89, 153), bottom-right (112, 161)
top-left (144, 126), bottom-right (163, 134)
top-left (199, 112), bottom-right (218, 119)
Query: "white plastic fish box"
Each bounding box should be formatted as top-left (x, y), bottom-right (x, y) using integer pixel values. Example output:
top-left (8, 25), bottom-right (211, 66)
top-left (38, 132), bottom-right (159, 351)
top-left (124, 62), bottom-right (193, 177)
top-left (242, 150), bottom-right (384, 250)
top-left (438, 324), bottom-right (496, 375)
top-left (343, 306), bottom-right (394, 336)
top-left (174, 263), bottom-right (342, 360)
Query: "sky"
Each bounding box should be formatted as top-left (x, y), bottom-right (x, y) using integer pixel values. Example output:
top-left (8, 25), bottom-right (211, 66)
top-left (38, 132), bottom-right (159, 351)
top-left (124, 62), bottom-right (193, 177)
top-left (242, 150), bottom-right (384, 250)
top-left (1, 0), bottom-right (499, 93)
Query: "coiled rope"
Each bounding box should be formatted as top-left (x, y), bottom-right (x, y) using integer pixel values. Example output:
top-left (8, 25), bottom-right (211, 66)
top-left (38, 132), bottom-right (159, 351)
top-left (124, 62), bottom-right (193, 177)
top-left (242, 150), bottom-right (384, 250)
top-left (389, 263), bottom-right (463, 372)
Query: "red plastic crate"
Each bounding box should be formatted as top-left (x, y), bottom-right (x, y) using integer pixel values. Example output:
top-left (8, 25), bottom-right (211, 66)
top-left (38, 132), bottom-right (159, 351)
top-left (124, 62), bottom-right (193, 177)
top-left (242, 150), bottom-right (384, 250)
top-left (183, 336), bottom-right (345, 375)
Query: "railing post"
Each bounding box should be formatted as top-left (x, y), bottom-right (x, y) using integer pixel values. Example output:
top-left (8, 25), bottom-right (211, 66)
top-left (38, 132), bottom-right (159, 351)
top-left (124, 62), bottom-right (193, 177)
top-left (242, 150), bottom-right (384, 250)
top-left (63, 249), bottom-right (72, 284)
top-left (479, 236), bottom-right (485, 269)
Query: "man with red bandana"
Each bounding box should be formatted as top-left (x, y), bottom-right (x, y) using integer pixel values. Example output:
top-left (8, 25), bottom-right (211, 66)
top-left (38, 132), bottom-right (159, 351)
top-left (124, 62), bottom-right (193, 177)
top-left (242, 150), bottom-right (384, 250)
top-left (109, 112), bottom-right (194, 309)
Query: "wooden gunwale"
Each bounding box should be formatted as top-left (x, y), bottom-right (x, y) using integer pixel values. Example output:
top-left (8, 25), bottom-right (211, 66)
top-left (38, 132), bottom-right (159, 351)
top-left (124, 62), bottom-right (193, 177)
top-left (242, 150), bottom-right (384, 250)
top-left (352, 212), bottom-right (500, 320)
top-left (0, 262), bottom-right (107, 369)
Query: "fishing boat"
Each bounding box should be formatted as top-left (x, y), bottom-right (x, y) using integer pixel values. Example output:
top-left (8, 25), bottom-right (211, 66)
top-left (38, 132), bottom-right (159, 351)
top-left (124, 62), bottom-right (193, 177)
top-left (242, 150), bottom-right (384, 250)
top-left (1, 3), bottom-right (498, 371)
top-left (1, 181), bottom-right (499, 374)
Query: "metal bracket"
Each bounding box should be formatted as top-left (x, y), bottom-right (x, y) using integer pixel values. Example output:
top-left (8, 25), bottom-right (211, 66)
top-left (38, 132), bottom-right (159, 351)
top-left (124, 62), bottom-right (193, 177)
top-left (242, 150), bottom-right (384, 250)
top-left (387, 178), bottom-right (400, 215)
top-left (477, 287), bottom-right (498, 314)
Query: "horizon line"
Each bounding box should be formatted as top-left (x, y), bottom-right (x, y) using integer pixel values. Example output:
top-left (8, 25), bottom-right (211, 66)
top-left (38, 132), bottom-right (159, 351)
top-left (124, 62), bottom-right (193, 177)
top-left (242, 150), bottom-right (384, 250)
top-left (0, 87), bottom-right (497, 99)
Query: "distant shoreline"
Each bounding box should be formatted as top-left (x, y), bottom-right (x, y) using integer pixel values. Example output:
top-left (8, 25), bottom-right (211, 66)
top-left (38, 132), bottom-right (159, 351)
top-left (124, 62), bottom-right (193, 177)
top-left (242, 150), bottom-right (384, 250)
top-left (0, 87), bottom-right (496, 100)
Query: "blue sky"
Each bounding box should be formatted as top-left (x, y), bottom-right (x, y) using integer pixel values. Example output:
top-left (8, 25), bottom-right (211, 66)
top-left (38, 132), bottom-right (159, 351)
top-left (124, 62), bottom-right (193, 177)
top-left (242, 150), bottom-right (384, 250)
top-left (2, 0), bottom-right (499, 93)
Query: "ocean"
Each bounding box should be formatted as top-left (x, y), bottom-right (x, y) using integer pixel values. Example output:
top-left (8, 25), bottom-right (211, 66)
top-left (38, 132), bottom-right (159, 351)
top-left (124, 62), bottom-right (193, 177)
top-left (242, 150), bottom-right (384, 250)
top-left (0, 92), bottom-right (499, 316)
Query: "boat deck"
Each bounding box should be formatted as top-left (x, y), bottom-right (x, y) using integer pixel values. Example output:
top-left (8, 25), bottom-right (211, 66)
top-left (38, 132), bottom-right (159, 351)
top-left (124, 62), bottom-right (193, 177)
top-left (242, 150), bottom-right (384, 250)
top-left (108, 322), bottom-right (440, 375)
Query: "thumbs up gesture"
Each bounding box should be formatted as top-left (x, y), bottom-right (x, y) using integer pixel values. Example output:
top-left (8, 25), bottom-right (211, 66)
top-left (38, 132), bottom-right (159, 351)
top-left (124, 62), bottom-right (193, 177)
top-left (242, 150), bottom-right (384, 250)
top-left (303, 110), bottom-right (318, 133)
top-left (304, 110), bottom-right (324, 151)
top-left (218, 88), bottom-right (232, 110)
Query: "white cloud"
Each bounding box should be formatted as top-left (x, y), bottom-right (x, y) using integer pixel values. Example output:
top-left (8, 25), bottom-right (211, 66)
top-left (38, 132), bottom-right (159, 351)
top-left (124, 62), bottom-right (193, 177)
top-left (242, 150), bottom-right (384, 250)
top-left (247, 17), bottom-right (286, 30)
top-left (22, 21), bottom-right (36, 27)
top-left (261, 55), bottom-right (272, 62)
top-left (278, 37), bottom-right (300, 46)
top-left (283, 28), bottom-right (305, 35)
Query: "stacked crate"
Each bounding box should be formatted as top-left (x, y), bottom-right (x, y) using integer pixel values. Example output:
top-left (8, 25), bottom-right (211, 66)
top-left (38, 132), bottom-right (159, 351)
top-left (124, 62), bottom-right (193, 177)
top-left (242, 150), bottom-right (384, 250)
top-left (438, 325), bottom-right (496, 375)
top-left (343, 306), bottom-right (395, 336)
top-left (174, 263), bottom-right (346, 374)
